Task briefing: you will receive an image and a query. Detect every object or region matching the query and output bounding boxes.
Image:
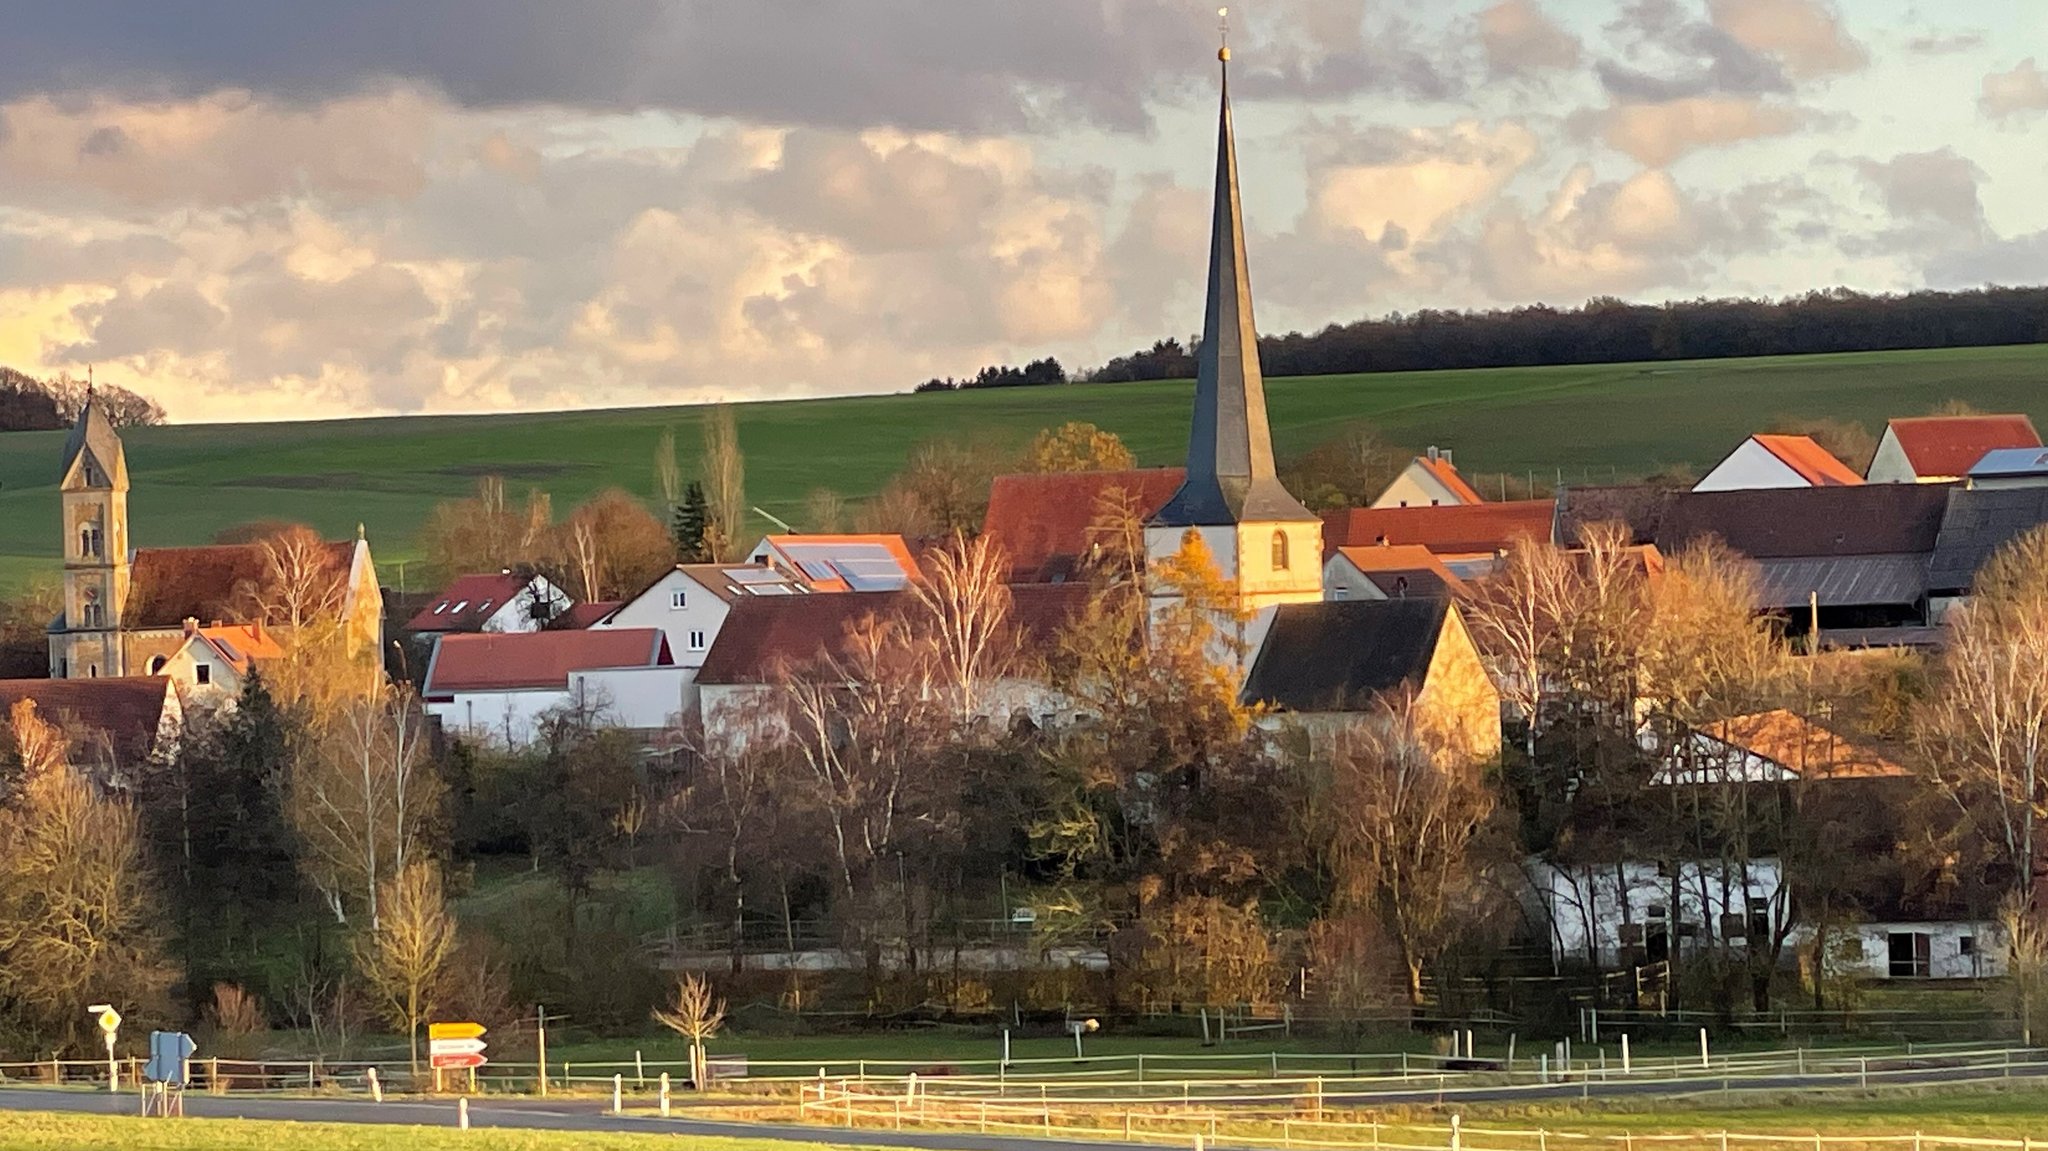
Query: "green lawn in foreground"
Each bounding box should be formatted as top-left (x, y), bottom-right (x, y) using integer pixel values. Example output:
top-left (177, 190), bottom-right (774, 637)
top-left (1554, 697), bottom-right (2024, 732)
top-left (1, 344), bottom-right (2044, 591)
top-left (0, 1111), bottom-right (848, 1151)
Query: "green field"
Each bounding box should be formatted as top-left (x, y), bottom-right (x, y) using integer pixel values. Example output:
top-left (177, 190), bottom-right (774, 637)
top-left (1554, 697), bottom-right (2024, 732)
top-left (2, 345), bottom-right (2044, 590)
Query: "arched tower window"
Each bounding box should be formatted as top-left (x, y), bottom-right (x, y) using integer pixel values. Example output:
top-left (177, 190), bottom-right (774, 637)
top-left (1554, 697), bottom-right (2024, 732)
top-left (1270, 529), bottom-right (1290, 571)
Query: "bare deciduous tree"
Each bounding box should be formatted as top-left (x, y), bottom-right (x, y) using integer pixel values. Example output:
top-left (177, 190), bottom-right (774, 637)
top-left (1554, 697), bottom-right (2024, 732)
top-left (354, 860), bottom-right (458, 1077)
top-left (290, 685), bottom-right (441, 926)
top-left (701, 405), bottom-right (747, 561)
top-left (910, 532), bottom-right (1017, 725)
top-left (653, 973), bottom-right (726, 1088)
top-left (1326, 694), bottom-right (1501, 1006)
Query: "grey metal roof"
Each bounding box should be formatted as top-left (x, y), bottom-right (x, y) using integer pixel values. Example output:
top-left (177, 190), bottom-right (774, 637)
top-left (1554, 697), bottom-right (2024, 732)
top-left (1753, 553), bottom-right (1927, 609)
top-left (1927, 487), bottom-right (2048, 591)
top-left (1150, 58), bottom-right (1316, 529)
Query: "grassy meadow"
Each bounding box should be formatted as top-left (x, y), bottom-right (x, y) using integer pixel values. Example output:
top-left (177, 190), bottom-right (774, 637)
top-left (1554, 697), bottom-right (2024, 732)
top-left (0, 344), bottom-right (2044, 591)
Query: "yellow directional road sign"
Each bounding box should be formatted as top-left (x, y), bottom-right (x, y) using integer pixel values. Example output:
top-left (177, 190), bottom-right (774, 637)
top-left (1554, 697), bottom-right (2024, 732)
top-left (428, 1021), bottom-right (486, 1041)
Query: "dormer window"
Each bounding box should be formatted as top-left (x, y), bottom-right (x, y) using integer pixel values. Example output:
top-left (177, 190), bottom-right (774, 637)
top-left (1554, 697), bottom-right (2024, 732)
top-left (1271, 530), bottom-right (1290, 571)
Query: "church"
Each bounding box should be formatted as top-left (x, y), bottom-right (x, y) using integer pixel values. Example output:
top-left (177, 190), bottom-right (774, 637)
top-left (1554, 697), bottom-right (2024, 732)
top-left (46, 396), bottom-right (383, 686)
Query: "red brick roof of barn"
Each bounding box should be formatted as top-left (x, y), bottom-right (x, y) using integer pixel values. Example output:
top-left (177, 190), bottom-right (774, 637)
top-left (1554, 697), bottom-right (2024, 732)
top-left (423, 628), bottom-right (669, 694)
top-left (1321, 500), bottom-right (1555, 557)
top-left (982, 468), bottom-right (1185, 582)
top-left (1886, 415), bottom-right (2041, 479)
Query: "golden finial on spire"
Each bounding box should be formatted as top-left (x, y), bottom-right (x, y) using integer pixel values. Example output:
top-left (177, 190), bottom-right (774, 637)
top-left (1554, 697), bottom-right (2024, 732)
top-left (1218, 7), bottom-right (1231, 62)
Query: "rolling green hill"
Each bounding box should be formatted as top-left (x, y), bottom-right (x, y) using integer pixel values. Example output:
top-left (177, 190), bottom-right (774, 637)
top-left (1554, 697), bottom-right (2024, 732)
top-left (2, 343), bottom-right (2044, 591)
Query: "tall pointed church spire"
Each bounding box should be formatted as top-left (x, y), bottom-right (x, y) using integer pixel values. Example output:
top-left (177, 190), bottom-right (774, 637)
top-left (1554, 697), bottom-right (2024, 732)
top-left (1151, 13), bottom-right (1315, 529)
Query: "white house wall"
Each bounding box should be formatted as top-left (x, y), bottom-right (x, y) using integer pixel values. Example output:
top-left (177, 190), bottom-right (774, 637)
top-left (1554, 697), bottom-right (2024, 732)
top-left (426, 689), bottom-right (567, 746)
top-left (1531, 857), bottom-right (1787, 969)
top-left (602, 570), bottom-right (731, 669)
top-left (571, 665), bottom-right (693, 730)
top-left (1321, 556), bottom-right (1390, 602)
top-left (1693, 440), bottom-right (1807, 492)
top-left (1372, 462), bottom-right (1466, 508)
top-left (1865, 429), bottom-right (1919, 483)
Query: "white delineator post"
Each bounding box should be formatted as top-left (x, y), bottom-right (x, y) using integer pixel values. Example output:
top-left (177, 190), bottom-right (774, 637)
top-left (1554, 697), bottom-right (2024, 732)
top-left (1699, 1029), bottom-right (1710, 1070)
top-left (1621, 1035), bottom-right (1631, 1075)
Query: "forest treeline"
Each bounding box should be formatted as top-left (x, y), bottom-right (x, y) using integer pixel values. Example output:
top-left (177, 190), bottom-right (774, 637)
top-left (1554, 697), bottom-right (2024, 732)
top-left (923, 286), bottom-right (2048, 391)
top-left (0, 367), bottom-right (166, 432)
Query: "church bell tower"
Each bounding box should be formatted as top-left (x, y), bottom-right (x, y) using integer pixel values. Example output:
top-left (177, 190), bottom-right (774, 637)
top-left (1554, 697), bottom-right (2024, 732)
top-left (1146, 19), bottom-right (1324, 640)
top-left (53, 394), bottom-right (131, 678)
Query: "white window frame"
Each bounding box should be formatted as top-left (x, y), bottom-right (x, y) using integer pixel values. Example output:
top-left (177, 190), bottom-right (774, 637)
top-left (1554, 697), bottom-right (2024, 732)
top-left (688, 629), bottom-right (707, 651)
top-left (671, 589), bottom-right (688, 610)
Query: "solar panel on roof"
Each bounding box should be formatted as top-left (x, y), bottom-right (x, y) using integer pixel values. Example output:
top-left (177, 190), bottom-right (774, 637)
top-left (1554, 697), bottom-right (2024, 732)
top-left (725, 568), bottom-right (783, 584)
top-left (798, 559), bottom-right (837, 581)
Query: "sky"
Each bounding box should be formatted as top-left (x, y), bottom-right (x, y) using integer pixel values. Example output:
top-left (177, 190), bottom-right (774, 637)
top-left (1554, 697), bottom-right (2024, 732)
top-left (0, 1), bottom-right (2042, 423)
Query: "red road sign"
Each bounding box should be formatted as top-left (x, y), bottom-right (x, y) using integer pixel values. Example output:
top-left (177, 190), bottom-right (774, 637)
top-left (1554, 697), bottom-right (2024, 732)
top-left (430, 1051), bottom-right (487, 1070)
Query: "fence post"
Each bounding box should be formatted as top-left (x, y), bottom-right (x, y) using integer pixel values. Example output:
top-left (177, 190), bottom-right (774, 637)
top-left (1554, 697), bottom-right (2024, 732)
top-left (1123, 1110), bottom-right (1131, 1140)
top-left (1271, 1051), bottom-right (1280, 1078)
top-left (209, 1057), bottom-right (220, 1094)
top-left (1451, 1114), bottom-right (1462, 1151)
top-left (982, 1102), bottom-right (990, 1134)
top-left (1859, 1057), bottom-right (1868, 1088)
top-left (612, 1074), bottom-right (623, 1115)
top-left (368, 1067), bottom-right (383, 1104)
top-left (1700, 1029), bottom-right (1710, 1070)
top-left (1283, 1117), bottom-right (1292, 1147)
top-left (636, 1050), bottom-right (645, 1088)
top-left (660, 1073), bottom-right (671, 1118)
top-left (1312, 1075), bottom-right (1324, 1120)
top-left (1138, 1054), bottom-right (1145, 1084)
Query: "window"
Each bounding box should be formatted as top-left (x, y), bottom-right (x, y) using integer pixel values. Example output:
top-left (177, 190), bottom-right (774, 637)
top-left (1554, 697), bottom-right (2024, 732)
top-left (688, 630), bottom-right (707, 651)
top-left (1960, 935), bottom-right (1976, 956)
top-left (1888, 931), bottom-right (1931, 978)
top-left (195, 664), bottom-right (211, 685)
top-left (451, 600), bottom-right (468, 613)
top-left (88, 664), bottom-right (98, 677)
top-left (1270, 530), bottom-right (1289, 571)
top-left (1748, 896), bottom-right (1771, 941)
top-left (1332, 586), bottom-right (1348, 601)
top-left (433, 602), bottom-right (448, 615)
top-left (671, 590), bottom-right (688, 610)
top-left (148, 656), bottom-right (167, 674)
top-left (79, 523), bottom-right (102, 560)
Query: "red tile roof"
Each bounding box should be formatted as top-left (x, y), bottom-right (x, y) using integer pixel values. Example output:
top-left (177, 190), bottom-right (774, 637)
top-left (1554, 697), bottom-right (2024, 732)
top-left (698, 583), bottom-right (1093, 685)
top-left (1333, 544), bottom-right (1466, 598)
top-left (128, 541), bottom-right (354, 629)
top-left (189, 622), bottom-right (286, 675)
top-left (1322, 500), bottom-right (1554, 557)
top-left (1886, 415), bottom-right (2040, 479)
top-left (982, 468), bottom-right (1186, 582)
top-left (0, 677), bottom-right (176, 768)
top-left (1704, 709), bottom-right (1910, 779)
top-left (1417, 455), bottom-right (1484, 504)
top-left (554, 601), bottom-right (620, 629)
top-left (1751, 434), bottom-right (1862, 487)
top-left (406, 572), bottom-right (535, 632)
top-left (423, 628), bottom-right (669, 694)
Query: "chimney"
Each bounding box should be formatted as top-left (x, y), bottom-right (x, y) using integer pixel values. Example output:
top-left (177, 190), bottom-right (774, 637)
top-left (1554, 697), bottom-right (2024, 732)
top-left (182, 617), bottom-right (199, 636)
top-left (1427, 445), bottom-right (1440, 462)
top-left (1442, 448), bottom-right (1454, 466)
top-left (251, 620), bottom-right (263, 642)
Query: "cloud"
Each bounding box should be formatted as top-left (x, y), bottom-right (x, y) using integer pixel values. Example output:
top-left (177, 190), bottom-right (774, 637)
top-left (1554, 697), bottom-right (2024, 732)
top-left (1981, 59), bottom-right (2048, 121)
top-left (1906, 32), bottom-right (1984, 57)
top-left (1851, 148), bottom-right (1986, 234)
top-left (1595, 1), bottom-right (1793, 102)
top-left (1594, 96), bottom-right (1809, 168)
top-left (1478, 0), bottom-right (1583, 79)
top-left (1705, 0), bottom-right (1867, 80)
top-left (1305, 120), bottom-right (1541, 253)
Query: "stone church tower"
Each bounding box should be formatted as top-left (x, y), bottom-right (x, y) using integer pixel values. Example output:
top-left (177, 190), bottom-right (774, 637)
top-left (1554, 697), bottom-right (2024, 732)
top-left (1145, 34), bottom-right (1324, 645)
top-left (52, 395), bottom-right (132, 678)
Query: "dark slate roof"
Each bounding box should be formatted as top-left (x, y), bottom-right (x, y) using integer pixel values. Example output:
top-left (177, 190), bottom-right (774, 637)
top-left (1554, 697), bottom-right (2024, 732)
top-left (1655, 483), bottom-right (1954, 559)
top-left (1241, 598), bottom-right (1447, 713)
top-left (1753, 555), bottom-right (1928, 609)
top-left (1149, 59), bottom-right (1316, 529)
top-left (1927, 487), bottom-right (2048, 591)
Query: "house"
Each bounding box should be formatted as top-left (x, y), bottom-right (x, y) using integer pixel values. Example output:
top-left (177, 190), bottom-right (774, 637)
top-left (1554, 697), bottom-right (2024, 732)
top-left (1966, 447), bottom-right (2048, 490)
top-left (981, 468), bottom-right (1185, 582)
top-left (421, 628), bottom-right (681, 745)
top-left (1865, 414), bottom-right (2040, 484)
top-left (1321, 500), bottom-right (1555, 579)
top-left (1692, 434), bottom-right (1861, 492)
top-left (695, 583), bottom-right (1092, 740)
top-left (1652, 483), bottom-right (1953, 641)
top-left (1642, 708), bottom-right (1911, 784)
top-left (405, 571), bottom-right (571, 634)
top-left (747, 534), bottom-right (921, 592)
top-left (1240, 597), bottom-right (1500, 762)
top-left (1321, 544), bottom-right (1464, 602)
top-left (599, 563), bottom-right (809, 711)
top-left (1371, 447), bottom-right (1483, 508)
top-left (48, 396), bottom-right (382, 679)
top-left (0, 676), bottom-right (184, 789)
top-left (157, 619), bottom-right (287, 704)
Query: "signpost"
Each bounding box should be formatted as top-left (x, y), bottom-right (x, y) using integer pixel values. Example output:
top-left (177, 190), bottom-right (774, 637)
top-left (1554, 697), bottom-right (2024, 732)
top-left (427, 1022), bottom-right (489, 1091)
top-left (142, 1032), bottom-right (197, 1118)
top-left (87, 1005), bottom-right (120, 1092)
